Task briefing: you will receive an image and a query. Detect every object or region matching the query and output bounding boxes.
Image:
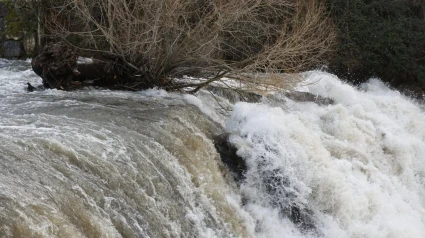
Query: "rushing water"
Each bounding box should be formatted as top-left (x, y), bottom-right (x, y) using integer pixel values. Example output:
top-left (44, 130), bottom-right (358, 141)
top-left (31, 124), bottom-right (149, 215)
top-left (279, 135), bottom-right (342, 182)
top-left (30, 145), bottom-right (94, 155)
top-left (0, 59), bottom-right (425, 238)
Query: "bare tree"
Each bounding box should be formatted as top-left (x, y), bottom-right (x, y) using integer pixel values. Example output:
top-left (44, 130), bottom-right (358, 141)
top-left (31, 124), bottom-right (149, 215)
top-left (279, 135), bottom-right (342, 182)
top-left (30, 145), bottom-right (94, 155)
top-left (41, 0), bottom-right (336, 91)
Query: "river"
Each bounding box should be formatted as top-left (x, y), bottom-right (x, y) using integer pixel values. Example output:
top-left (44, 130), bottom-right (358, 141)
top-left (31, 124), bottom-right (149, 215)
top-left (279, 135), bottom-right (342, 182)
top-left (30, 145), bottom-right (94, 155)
top-left (0, 59), bottom-right (424, 237)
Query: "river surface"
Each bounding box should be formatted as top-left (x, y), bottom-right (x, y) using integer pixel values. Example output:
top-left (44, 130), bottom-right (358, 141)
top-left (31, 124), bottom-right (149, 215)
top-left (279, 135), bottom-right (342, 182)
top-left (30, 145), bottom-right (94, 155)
top-left (0, 59), bottom-right (425, 238)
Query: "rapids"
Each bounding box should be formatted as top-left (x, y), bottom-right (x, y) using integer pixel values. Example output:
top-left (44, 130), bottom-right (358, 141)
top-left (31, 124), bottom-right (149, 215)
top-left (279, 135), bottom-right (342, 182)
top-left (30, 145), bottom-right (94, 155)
top-left (0, 60), bottom-right (248, 238)
top-left (0, 59), bottom-right (425, 237)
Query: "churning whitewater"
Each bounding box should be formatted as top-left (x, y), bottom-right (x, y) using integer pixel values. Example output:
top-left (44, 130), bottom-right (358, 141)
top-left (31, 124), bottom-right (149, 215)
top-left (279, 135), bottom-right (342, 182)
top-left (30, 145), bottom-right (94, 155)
top-left (0, 59), bottom-right (425, 238)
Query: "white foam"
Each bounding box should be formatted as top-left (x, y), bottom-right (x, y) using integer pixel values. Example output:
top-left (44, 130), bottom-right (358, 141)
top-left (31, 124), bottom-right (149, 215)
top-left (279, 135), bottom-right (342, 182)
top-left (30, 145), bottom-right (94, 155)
top-left (184, 94), bottom-right (227, 125)
top-left (225, 71), bottom-right (425, 237)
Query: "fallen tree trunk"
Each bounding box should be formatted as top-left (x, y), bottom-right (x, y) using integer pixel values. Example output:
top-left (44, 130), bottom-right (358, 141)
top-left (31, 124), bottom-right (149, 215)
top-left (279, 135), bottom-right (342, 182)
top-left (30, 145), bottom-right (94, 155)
top-left (31, 42), bottom-right (156, 90)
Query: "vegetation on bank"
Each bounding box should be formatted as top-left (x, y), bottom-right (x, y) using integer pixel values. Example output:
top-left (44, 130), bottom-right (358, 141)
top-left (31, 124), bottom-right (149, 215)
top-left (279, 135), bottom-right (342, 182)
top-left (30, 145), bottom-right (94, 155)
top-left (5, 0), bottom-right (425, 93)
top-left (326, 0), bottom-right (425, 90)
top-left (33, 0), bottom-right (335, 91)
top-left (1, 1), bottom-right (37, 36)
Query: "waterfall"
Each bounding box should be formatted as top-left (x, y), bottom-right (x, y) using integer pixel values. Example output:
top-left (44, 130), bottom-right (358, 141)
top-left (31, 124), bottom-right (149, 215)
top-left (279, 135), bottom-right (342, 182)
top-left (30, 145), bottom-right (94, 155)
top-left (0, 59), bottom-right (424, 237)
top-left (225, 72), bottom-right (425, 237)
top-left (0, 59), bottom-right (248, 237)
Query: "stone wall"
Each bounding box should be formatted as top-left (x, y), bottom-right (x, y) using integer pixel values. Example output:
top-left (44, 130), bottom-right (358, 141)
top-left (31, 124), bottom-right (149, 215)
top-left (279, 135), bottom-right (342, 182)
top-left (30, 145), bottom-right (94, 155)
top-left (0, 1), bottom-right (38, 59)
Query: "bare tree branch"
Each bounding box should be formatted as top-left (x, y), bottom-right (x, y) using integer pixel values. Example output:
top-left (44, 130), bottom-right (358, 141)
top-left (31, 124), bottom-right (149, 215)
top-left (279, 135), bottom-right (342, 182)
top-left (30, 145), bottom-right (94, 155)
top-left (41, 0), bottom-right (336, 91)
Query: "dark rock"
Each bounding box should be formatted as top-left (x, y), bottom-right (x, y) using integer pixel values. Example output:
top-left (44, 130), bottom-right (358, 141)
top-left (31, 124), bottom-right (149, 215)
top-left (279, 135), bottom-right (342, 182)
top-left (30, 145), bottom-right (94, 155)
top-left (214, 133), bottom-right (247, 182)
top-left (2, 40), bottom-right (24, 58)
top-left (26, 82), bottom-right (35, 92)
top-left (261, 168), bottom-right (316, 232)
top-left (26, 82), bottom-right (45, 92)
top-left (284, 91), bottom-right (334, 105)
top-left (214, 133), bottom-right (317, 233)
top-left (206, 86), bottom-right (262, 103)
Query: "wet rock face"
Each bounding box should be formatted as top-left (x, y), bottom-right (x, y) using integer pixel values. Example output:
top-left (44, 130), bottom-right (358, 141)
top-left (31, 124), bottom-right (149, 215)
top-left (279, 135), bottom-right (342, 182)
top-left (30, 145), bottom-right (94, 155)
top-left (261, 168), bottom-right (316, 232)
top-left (214, 133), bottom-right (317, 233)
top-left (214, 133), bottom-right (247, 182)
top-left (205, 86), bottom-right (262, 103)
top-left (284, 91), bottom-right (334, 105)
top-left (2, 40), bottom-right (24, 58)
